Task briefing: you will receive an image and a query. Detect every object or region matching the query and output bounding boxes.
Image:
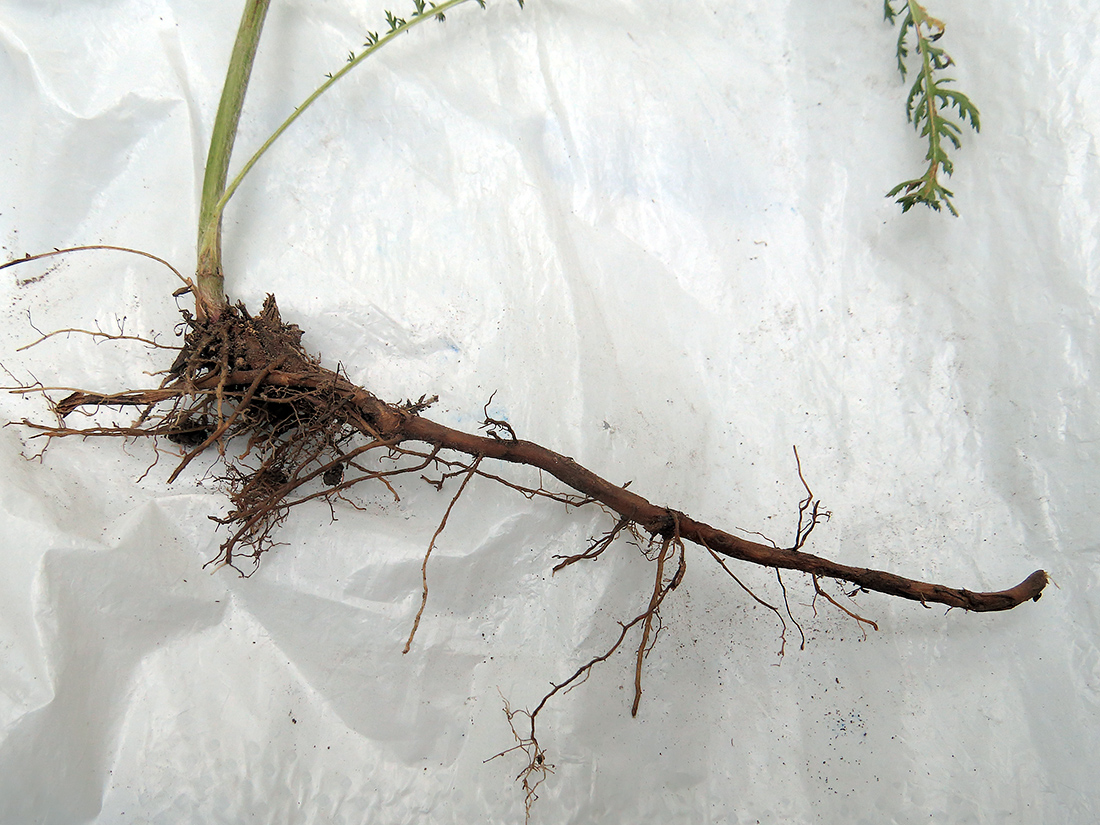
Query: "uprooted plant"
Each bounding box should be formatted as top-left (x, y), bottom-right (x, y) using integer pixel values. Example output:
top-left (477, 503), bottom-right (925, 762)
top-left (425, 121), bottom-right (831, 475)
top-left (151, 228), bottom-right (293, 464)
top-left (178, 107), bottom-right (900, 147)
top-left (2, 0), bottom-right (1041, 818)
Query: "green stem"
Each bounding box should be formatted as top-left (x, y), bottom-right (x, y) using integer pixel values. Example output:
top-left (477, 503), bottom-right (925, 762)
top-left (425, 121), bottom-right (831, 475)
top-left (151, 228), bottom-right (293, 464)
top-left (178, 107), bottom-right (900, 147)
top-left (210, 0), bottom-right (476, 225)
top-left (196, 0), bottom-right (272, 319)
top-left (911, 5), bottom-right (944, 180)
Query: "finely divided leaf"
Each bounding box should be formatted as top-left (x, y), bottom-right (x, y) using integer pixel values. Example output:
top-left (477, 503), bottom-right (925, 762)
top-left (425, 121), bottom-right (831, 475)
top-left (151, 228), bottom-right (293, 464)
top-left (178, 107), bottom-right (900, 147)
top-left (885, 0), bottom-right (980, 215)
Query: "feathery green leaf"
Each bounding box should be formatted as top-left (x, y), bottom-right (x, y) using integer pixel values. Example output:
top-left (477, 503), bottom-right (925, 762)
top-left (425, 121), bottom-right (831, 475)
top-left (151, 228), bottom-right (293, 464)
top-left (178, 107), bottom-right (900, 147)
top-left (884, 0), bottom-right (980, 216)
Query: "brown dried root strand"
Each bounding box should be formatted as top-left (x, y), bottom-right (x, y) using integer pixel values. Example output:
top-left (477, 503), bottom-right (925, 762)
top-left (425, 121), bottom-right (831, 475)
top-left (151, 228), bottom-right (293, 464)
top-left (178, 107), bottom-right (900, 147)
top-left (484, 693), bottom-right (554, 823)
top-left (404, 455), bottom-right (482, 653)
top-left (632, 528), bottom-right (684, 716)
top-left (391, 410), bottom-right (1048, 612)
top-left (702, 536), bottom-right (794, 659)
top-left (27, 298), bottom-right (1047, 609)
top-left (552, 515), bottom-right (636, 572)
top-left (812, 574), bottom-right (879, 639)
top-left (16, 323), bottom-right (180, 353)
top-left (484, 528), bottom-right (686, 816)
top-left (39, 370), bottom-right (1049, 609)
top-left (37, 379), bottom-right (1051, 610)
top-left (15, 294), bottom-right (1048, 822)
top-left (5, 285), bottom-right (1053, 825)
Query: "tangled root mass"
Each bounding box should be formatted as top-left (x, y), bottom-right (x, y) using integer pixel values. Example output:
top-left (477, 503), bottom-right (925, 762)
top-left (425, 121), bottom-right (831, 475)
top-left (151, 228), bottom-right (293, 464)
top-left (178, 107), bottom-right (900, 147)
top-left (45, 296), bottom-right (439, 573)
top-left (13, 292), bottom-right (1048, 820)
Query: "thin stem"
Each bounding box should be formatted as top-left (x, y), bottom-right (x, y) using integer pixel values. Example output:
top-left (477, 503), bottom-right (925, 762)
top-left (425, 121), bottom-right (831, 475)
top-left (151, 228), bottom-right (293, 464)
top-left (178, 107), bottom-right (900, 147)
top-left (211, 0), bottom-right (476, 234)
top-left (196, 0), bottom-right (272, 319)
top-left (911, 4), bottom-right (945, 188)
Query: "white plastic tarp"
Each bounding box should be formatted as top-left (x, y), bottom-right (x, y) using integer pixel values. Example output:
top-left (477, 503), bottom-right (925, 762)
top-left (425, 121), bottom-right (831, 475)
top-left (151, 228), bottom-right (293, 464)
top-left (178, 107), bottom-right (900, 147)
top-left (0, 1), bottom-right (1097, 822)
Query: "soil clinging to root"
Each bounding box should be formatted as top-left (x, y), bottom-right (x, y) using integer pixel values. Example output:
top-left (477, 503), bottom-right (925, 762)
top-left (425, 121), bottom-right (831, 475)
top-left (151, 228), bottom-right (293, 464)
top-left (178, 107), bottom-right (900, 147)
top-left (22, 294), bottom-right (1048, 600)
top-left (11, 292), bottom-right (1048, 818)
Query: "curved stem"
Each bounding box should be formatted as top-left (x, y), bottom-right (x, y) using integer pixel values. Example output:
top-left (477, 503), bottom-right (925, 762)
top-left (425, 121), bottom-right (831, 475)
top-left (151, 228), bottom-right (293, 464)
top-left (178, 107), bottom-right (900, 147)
top-left (210, 0), bottom-right (477, 231)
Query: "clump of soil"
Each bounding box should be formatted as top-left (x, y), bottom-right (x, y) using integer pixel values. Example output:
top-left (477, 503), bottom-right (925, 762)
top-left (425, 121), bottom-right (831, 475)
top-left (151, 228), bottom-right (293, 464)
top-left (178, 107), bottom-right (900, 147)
top-left (49, 295), bottom-right (423, 573)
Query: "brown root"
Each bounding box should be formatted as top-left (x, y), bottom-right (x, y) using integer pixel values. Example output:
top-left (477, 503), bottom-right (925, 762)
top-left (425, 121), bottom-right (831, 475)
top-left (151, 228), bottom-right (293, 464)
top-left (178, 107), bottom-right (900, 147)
top-left (485, 693), bottom-right (554, 824)
top-left (20, 294), bottom-right (1045, 610)
top-left (404, 455), bottom-right (481, 653)
top-left (9, 293), bottom-right (1049, 816)
top-left (811, 575), bottom-right (879, 639)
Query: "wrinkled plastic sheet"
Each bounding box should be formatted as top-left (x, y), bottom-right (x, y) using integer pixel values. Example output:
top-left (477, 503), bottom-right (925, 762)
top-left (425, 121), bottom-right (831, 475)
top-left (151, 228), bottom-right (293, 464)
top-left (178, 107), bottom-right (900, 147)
top-left (0, 1), bottom-right (1097, 822)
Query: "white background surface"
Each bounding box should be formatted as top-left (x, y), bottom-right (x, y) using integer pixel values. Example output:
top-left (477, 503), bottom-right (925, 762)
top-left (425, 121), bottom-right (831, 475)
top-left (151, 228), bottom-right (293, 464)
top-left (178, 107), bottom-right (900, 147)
top-left (1, 1), bottom-right (1097, 822)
